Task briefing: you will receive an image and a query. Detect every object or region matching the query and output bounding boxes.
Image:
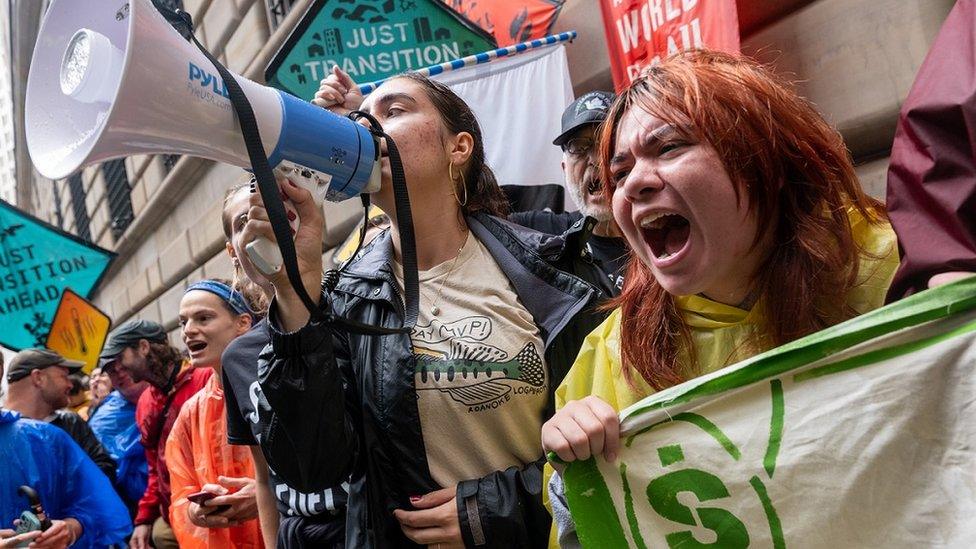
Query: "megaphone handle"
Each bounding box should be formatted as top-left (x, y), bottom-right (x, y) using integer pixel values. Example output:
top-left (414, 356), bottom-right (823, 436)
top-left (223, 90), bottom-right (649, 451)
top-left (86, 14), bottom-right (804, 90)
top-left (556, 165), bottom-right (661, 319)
top-left (244, 167), bottom-right (323, 275)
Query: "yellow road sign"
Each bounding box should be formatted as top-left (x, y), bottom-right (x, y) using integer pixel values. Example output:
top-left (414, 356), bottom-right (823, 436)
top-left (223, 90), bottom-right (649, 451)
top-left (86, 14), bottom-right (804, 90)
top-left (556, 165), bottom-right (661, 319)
top-left (45, 289), bottom-right (111, 374)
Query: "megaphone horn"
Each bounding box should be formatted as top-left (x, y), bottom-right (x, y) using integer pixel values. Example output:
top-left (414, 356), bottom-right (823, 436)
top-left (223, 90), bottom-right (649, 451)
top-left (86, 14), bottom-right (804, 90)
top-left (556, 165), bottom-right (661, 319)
top-left (26, 0), bottom-right (382, 274)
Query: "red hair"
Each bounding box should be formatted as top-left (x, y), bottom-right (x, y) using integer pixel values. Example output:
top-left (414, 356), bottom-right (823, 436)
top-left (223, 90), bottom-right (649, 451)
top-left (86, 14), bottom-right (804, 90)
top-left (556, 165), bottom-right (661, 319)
top-left (600, 50), bottom-right (886, 390)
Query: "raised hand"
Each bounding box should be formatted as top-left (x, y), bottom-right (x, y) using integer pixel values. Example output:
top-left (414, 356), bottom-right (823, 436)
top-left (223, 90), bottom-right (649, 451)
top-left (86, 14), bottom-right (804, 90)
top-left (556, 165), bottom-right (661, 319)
top-left (311, 66), bottom-right (363, 116)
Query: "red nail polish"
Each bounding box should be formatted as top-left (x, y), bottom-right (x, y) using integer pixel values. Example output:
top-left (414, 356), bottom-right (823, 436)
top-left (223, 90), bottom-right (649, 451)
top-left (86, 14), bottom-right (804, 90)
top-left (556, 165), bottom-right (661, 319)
top-left (290, 227), bottom-right (296, 236)
top-left (280, 191), bottom-right (288, 201)
top-left (287, 210), bottom-right (296, 221)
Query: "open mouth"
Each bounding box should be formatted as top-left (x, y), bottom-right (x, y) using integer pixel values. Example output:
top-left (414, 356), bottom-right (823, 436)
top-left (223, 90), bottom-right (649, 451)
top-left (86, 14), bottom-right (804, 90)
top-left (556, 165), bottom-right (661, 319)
top-left (187, 340), bottom-right (207, 354)
top-left (640, 212), bottom-right (691, 261)
top-left (585, 178), bottom-right (602, 195)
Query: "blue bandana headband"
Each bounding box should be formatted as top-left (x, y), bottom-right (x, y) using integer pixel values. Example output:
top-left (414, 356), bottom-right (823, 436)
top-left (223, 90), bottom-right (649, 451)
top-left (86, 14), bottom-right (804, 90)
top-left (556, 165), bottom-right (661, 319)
top-left (185, 280), bottom-right (254, 319)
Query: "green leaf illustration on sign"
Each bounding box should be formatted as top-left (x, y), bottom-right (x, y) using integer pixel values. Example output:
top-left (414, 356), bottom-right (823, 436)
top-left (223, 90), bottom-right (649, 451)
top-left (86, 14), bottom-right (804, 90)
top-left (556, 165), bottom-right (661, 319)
top-left (266, 0), bottom-right (496, 100)
top-left (0, 200), bottom-right (114, 350)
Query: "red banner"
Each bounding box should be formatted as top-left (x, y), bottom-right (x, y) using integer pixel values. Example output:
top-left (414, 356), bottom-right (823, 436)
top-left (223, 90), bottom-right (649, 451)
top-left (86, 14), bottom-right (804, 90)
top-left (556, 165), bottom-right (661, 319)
top-left (446, 0), bottom-right (564, 45)
top-left (599, 0), bottom-right (740, 90)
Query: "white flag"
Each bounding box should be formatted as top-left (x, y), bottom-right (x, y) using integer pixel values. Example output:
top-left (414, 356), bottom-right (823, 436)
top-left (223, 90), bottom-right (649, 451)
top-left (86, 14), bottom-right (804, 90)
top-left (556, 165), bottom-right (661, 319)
top-left (433, 45), bottom-right (575, 212)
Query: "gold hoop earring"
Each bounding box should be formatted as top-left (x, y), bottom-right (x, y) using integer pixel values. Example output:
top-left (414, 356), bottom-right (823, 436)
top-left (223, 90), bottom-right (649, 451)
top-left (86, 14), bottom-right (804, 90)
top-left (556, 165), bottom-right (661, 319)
top-left (448, 162), bottom-right (469, 207)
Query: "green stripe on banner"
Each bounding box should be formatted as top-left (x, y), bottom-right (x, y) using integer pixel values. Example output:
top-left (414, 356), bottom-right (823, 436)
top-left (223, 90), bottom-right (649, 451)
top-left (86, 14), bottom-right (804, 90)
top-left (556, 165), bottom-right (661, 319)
top-left (794, 316), bottom-right (976, 383)
top-left (620, 463), bottom-right (648, 549)
top-left (563, 458), bottom-right (630, 548)
top-left (626, 412), bottom-right (741, 461)
top-left (620, 276), bottom-right (976, 422)
top-left (749, 476), bottom-right (786, 549)
top-left (764, 379), bottom-right (785, 478)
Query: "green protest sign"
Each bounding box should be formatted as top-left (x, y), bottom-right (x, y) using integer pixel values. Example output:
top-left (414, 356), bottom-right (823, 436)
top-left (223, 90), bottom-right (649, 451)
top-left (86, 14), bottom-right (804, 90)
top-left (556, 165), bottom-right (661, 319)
top-left (562, 277), bottom-right (976, 547)
top-left (0, 200), bottom-right (114, 350)
top-left (265, 0), bottom-right (496, 99)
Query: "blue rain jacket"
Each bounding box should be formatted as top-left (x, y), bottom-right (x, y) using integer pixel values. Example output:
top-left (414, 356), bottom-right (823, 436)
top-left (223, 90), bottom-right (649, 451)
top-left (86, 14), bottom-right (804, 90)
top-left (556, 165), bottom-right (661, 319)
top-left (89, 391), bottom-right (149, 504)
top-left (0, 409), bottom-right (132, 547)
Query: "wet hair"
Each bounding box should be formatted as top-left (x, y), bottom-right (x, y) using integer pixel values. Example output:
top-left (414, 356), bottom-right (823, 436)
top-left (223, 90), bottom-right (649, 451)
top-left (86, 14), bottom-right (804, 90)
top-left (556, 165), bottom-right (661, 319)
top-left (221, 174), bottom-right (269, 316)
top-left (390, 72), bottom-right (509, 218)
top-left (601, 50), bottom-right (886, 390)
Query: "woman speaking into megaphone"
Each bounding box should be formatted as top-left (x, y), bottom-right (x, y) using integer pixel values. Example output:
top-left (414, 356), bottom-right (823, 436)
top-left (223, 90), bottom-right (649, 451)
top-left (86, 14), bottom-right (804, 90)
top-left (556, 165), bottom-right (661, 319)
top-left (239, 72), bottom-right (598, 548)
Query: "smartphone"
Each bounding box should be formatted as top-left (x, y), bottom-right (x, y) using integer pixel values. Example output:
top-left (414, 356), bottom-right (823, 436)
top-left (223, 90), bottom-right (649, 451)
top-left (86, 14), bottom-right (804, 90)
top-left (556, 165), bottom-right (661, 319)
top-left (186, 490), bottom-right (231, 513)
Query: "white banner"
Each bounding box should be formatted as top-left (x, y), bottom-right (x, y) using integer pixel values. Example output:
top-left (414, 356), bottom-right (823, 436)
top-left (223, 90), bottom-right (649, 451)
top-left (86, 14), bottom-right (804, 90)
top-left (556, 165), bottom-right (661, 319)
top-left (433, 45), bottom-right (575, 212)
top-left (564, 279), bottom-right (976, 548)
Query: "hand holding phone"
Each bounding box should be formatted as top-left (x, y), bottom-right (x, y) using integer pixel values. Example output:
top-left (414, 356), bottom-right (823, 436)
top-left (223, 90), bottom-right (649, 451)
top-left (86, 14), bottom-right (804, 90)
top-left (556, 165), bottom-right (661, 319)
top-left (186, 490), bottom-right (231, 513)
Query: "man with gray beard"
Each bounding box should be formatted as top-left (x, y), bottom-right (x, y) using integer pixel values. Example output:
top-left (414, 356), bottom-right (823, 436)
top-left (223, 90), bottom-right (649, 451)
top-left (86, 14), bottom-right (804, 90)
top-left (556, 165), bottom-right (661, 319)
top-left (510, 91), bottom-right (628, 296)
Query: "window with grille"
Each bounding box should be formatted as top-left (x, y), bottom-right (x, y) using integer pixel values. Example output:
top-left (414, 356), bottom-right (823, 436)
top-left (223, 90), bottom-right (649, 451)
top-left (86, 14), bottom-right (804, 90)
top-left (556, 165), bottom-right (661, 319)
top-left (266, 0), bottom-right (300, 29)
top-left (102, 159), bottom-right (135, 239)
top-left (67, 173), bottom-right (91, 241)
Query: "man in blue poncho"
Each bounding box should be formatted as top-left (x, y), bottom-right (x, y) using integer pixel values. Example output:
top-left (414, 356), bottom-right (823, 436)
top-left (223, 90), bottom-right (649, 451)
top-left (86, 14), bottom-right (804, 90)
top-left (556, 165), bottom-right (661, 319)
top-left (88, 359), bottom-right (150, 517)
top-left (0, 356), bottom-right (132, 548)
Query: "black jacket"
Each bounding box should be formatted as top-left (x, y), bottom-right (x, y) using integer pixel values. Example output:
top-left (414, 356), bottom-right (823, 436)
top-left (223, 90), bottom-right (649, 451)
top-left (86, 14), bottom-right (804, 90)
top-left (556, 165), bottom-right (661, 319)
top-left (256, 213), bottom-right (601, 548)
top-left (509, 211), bottom-right (627, 298)
top-left (49, 410), bottom-right (117, 483)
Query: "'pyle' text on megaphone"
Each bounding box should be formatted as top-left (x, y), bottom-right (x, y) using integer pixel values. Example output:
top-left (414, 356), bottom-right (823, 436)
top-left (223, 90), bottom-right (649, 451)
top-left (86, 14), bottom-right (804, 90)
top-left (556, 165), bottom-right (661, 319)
top-left (25, 0), bottom-right (382, 274)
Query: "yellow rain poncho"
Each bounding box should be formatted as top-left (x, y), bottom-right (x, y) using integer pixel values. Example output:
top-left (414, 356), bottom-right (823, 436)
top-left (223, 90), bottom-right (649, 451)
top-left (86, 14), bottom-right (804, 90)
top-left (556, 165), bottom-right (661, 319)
top-left (546, 211), bottom-right (899, 547)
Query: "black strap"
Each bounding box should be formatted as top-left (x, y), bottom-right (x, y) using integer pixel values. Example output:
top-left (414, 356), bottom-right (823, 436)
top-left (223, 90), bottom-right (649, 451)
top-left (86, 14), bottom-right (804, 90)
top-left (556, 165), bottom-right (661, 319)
top-left (349, 110), bottom-right (419, 329)
top-left (185, 33), bottom-right (322, 324)
top-left (174, 9), bottom-right (418, 334)
top-left (325, 194), bottom-right (371, 292)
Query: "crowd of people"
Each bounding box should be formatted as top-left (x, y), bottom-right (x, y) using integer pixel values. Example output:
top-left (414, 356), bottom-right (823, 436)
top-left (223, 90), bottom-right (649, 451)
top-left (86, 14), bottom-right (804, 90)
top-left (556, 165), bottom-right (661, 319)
top-left (1, 5), bottom-right (973, 543)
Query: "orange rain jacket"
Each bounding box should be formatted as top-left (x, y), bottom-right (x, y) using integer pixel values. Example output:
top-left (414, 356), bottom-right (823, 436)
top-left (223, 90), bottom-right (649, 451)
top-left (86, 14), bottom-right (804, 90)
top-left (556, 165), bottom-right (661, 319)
top-left (165, 374), bottom-right (263, 549)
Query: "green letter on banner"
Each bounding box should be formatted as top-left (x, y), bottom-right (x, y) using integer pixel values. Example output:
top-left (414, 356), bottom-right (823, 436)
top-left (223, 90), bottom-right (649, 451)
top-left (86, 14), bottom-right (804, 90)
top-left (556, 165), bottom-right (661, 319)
top-left (646, 469), bottom-right (749, 548)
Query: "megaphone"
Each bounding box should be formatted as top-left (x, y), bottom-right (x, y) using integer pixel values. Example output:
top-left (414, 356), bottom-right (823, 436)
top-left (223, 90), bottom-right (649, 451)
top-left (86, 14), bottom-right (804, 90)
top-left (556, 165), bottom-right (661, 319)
top-left (25, 0), bottom-right (381, 274)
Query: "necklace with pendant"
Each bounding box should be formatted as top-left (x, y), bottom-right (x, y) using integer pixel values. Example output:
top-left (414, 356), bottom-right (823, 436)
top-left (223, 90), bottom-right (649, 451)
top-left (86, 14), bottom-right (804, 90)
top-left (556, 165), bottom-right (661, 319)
top-left (428, 234), bottom-right (466, 317)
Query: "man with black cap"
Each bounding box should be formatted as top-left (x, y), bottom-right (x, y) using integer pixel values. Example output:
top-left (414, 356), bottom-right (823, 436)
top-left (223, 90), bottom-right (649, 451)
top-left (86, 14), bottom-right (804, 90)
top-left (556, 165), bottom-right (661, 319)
top-left (510, 91), bottom-right (629, 297)
top-left (100, 319), bottom-right (212, 549)
top-left (4, 348), bottom-right (117, 483)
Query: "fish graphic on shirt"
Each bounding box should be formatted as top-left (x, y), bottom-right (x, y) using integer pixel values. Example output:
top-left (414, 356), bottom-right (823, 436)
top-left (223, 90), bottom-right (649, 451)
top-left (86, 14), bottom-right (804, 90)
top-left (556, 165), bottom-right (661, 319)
top-left (413, 341), bottom-right (545, 407)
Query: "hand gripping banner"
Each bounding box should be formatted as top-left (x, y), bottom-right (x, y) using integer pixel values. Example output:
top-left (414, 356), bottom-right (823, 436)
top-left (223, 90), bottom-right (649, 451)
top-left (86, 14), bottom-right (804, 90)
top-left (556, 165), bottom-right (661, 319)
top-left (563, 277), bottom-right (976, 547)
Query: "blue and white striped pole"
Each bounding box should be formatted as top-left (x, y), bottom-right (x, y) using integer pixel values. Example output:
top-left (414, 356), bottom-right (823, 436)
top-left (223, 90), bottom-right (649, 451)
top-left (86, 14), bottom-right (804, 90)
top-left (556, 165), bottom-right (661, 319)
top-left (358, 31), bottom-right (578, 95)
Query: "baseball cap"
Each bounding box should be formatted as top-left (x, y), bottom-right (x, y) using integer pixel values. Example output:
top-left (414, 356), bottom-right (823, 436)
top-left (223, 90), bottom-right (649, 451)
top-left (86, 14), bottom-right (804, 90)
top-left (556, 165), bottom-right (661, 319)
top-left (100, 319), bottom-right (167, 362)
top-left (6, 348), bottom-right (84, 383)
top-left (553, 91), bottom-right (615, 146)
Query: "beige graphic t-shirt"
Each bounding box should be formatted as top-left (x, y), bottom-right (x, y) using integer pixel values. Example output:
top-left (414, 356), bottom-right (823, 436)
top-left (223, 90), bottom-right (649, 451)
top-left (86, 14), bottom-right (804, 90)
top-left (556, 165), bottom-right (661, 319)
top-left (394, 232), bottom-right (548, 487)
